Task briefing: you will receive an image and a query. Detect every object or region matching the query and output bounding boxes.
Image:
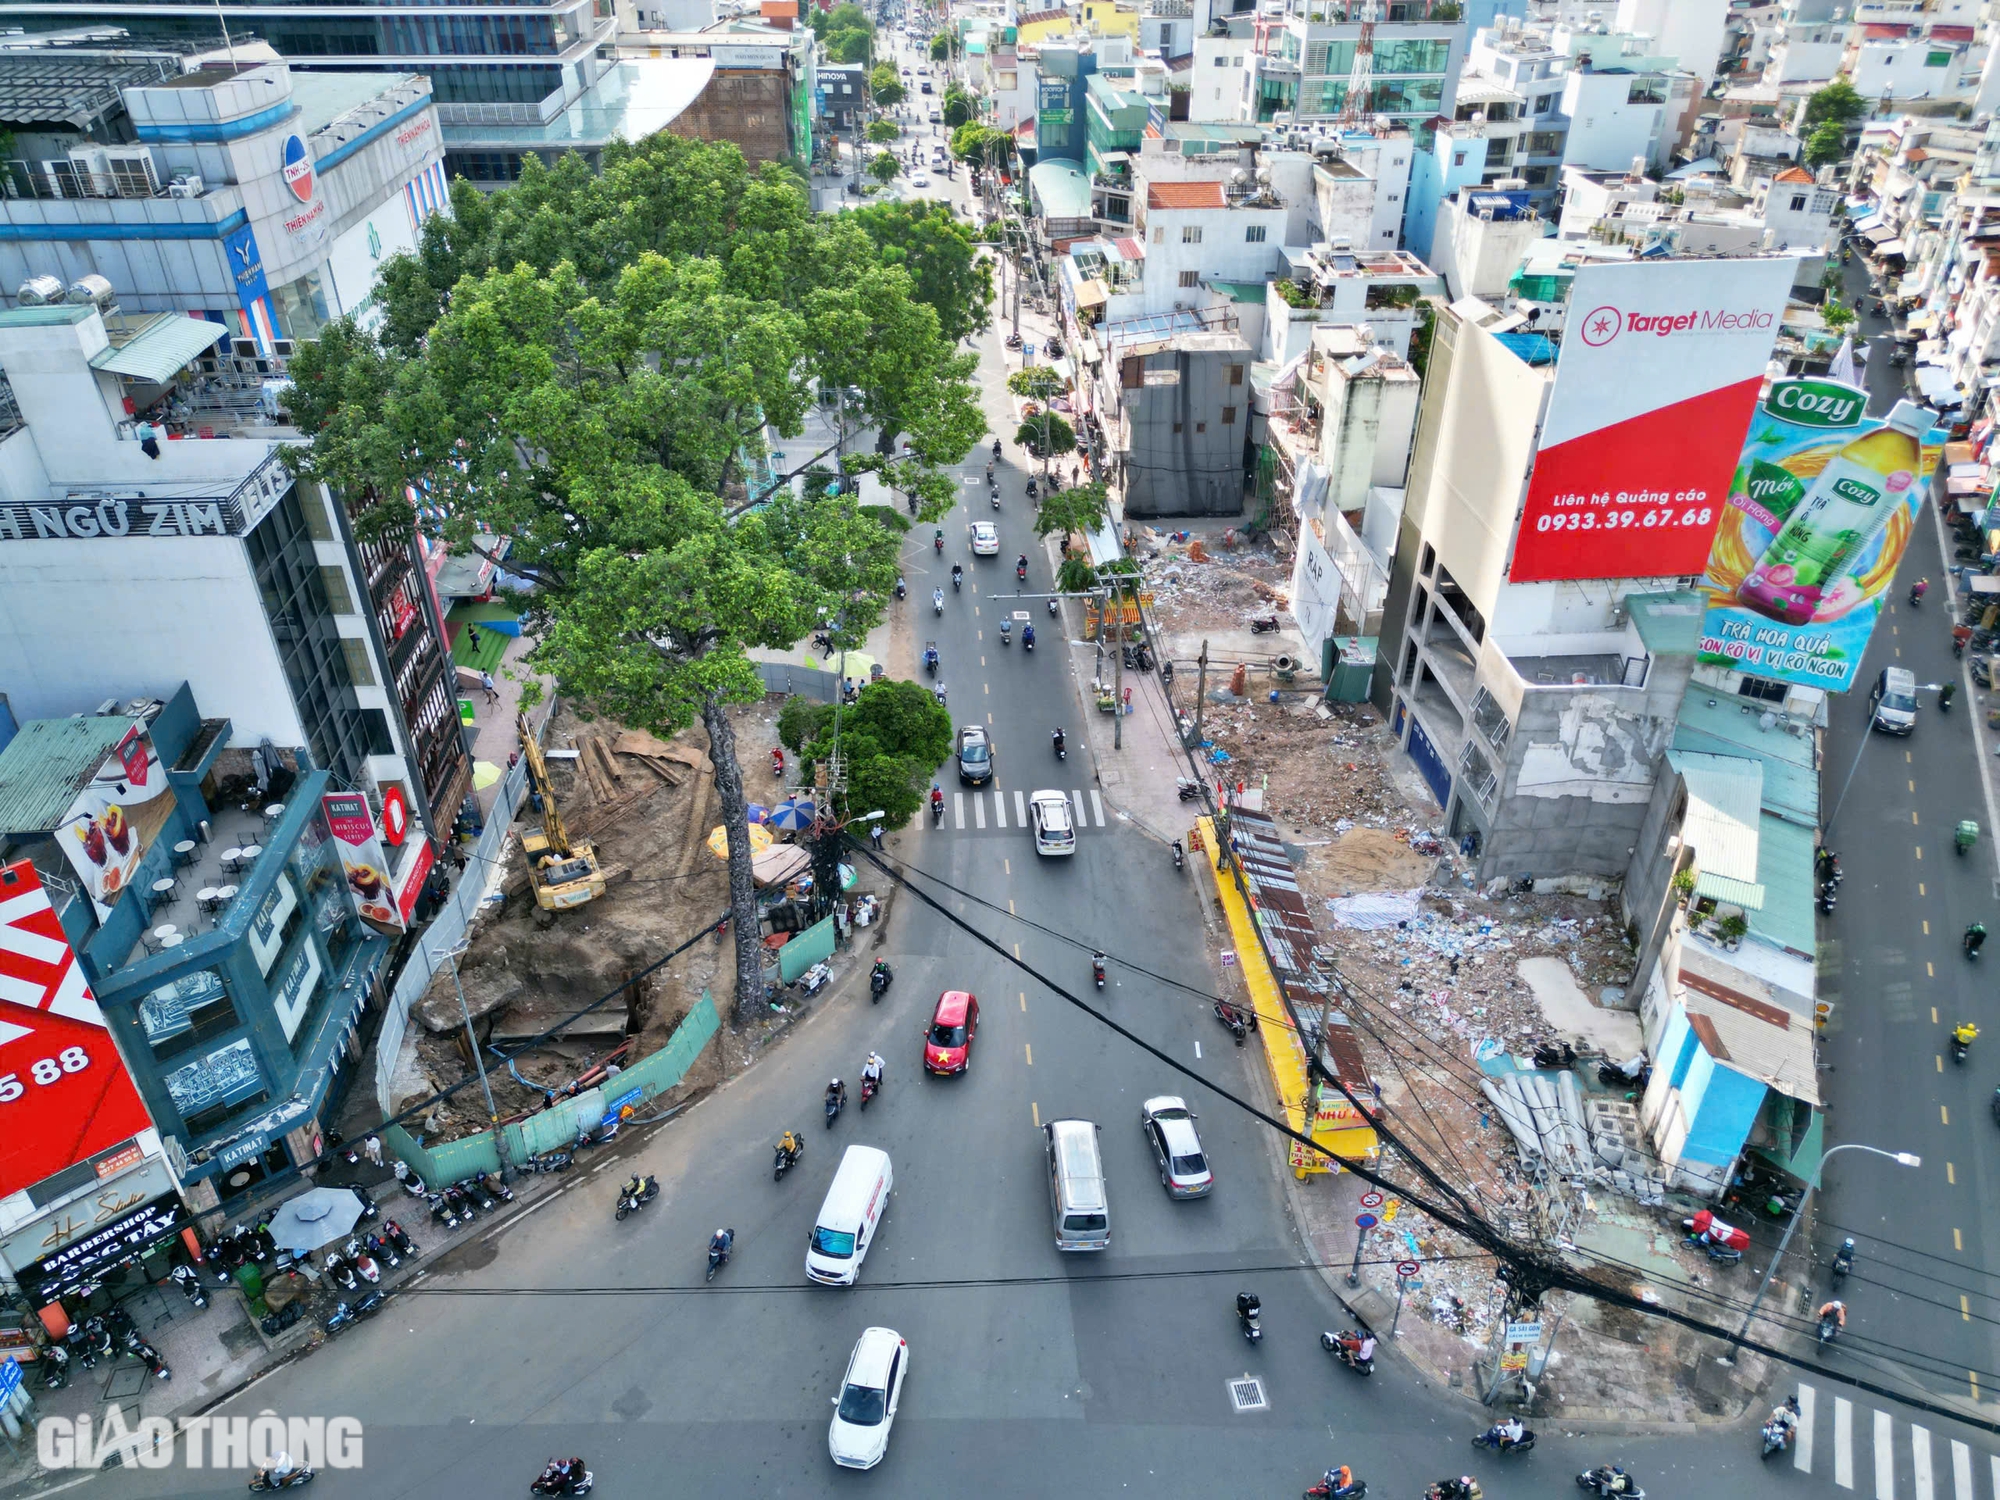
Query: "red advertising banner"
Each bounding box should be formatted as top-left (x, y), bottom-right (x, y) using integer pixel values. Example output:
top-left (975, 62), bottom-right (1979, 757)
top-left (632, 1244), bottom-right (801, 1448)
top-left (0, 862), bottom-right (154, 1199)
top-left (321, 792), bottom-right (404, 934)
top-left (1507, 258), bottom-right (1798, 584)
top-left (393, 839), bottom-right (435, 925)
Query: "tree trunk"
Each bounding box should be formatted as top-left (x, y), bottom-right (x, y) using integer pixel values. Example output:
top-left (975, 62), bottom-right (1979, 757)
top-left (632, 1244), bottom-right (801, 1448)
top-left (701, 693), bottom-right (765, 1028)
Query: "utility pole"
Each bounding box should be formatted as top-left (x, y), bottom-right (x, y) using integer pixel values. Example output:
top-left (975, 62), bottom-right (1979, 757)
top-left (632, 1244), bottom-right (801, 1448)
top-left (1112, 576), bottom-right (1125, 751)
top-left (436, 940), bottom-right (511, 1181)
top-left (1192, 638), bottom-right (1210, 747)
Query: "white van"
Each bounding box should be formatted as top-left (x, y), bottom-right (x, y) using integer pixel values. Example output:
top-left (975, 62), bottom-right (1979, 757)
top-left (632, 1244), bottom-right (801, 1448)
top-left (806, 1145), bottom-right (894, 1286)
top-left (1044, 1119), bottom-right (1108, 1250)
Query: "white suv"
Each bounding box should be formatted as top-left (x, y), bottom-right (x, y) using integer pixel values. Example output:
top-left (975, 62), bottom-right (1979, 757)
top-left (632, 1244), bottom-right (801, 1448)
top-left (1030, 790), bottom-right (1075, 856)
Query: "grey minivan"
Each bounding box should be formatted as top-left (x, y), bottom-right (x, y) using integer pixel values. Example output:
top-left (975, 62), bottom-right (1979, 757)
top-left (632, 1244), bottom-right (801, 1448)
top-left (1869, 666), bottom-right (1919, 735)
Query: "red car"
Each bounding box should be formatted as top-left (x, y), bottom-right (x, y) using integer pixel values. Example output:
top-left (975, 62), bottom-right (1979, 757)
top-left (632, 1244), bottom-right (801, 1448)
top-left (923, 991), bottom-right (979, 1074)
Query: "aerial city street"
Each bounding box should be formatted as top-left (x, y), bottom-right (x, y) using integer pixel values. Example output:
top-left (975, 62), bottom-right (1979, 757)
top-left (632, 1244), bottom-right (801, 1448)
top-left (1, 0), bottom-right (2000, 1496)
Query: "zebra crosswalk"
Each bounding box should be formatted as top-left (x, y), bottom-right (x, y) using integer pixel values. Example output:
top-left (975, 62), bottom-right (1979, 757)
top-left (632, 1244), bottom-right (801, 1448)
top-left (1792, 1384), bottom-right (1997, 1500)
top-left (923, 785), bottom-right (1109, 834)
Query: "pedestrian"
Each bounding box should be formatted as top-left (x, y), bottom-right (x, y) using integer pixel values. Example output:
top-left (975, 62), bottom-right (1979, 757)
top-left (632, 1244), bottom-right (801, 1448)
top-left (362, 1134), bottom-right (383, 1169)
top-left (136, 419), bottom-right (162, 460)
top-left (467, 623), bottom-right (482, 652)
top-left (480, 670), bottom-right (499, 704)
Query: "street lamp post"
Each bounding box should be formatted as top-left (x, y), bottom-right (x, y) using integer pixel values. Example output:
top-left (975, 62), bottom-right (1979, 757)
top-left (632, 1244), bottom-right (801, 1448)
top-left (1723, 1141), bottom-right (1920, 1360)
top-left (430, 936), bottom-right (512, 1181)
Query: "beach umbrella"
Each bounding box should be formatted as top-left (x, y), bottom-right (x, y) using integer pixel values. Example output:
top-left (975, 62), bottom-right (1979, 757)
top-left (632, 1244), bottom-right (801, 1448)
top-left (769, 799), bottom-right (818, 833)
top-left (708, 822), bottom-right (773, 859)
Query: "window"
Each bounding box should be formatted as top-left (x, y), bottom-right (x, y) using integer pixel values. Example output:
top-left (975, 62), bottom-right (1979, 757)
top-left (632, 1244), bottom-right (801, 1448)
top-left (1228, 364), bottom-right (1244, 385)
top-left (1173, 420), bottom-right (1183, 432)
top-left (1182, 225), bottom-right (1203, 243)
top-left (1152, 227), bottom-right (1164, 243)
top-left (1245, 224), bottom-right (1266, 242)
top-left (1737, 675), bottom-right (1787, 704)
top-left (1534, 94), bottom-right (1553, 113)
top-left (1452, 151), bottom-right (1466, 167)
top-left (1789, 193), bottom-right (1807, 211)
top-left (165, 1037), bottom-right (267, 1137)
top-left (1386, 192), bottom-right (1399, 202)
top-left (1527, 131), bottom-right (1562, 154)
top-left (1195, 421), bottom-right (1206, 433)
top-left (1213, 54), bottom-right (1227, 65)
top-left (319, 566), bottom-right (354, 615)
top-left (1178, 269), bottom-right (1200, 287)
top-left (299, 488), bottom-right (334, 542)
top-left (1222, 406), bottom-right (1237, 424)
top-left (138, 968), bottom-right (239, 1061)
top-left (341, 638), bottom-right (376, 687)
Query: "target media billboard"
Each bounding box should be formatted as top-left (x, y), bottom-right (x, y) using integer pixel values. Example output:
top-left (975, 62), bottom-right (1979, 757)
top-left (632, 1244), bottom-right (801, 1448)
top-left (1507, 258), bottom-right (1798, 584)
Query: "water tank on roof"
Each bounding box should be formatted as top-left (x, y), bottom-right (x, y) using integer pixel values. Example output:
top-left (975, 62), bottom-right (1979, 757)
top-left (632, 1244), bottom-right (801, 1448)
top-left (17, 275), bottom-right (64, 306)
top-left (65, 275), bottom-right (115, 310)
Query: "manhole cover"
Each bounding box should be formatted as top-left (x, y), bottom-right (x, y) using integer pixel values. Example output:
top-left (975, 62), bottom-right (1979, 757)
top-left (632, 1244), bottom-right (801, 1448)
top-left (1227, 1375), bottom-right (1267, 1413)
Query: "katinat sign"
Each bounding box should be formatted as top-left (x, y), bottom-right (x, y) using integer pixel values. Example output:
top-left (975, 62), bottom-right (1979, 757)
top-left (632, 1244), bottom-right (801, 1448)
top-left (0, 862), bottom-right (155, 1202)
top-left (1507, 258), bottom-right (1799, 584)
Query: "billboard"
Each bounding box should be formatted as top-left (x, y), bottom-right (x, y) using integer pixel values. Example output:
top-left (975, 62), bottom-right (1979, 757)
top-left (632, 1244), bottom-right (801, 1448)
top-left (54, 725), bottom-right (174, 923)
top-left (1507, 258), bottom-right (1798, 583)
top-left (1698, 385), bottom-right (1942, 692)
top-left (0, 862), bottom-right (155, 1200)
top-left (321, 791), bottom-right (405, 935)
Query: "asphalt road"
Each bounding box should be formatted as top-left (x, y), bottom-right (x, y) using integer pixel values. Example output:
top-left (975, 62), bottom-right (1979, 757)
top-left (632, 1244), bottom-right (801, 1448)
top-left (1813, 252), bottom-right (2000, 1410)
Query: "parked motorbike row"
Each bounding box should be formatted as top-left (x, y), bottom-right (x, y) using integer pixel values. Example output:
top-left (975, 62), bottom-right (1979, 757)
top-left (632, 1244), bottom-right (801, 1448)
top-left (60, 1306), bottom-right (169, 1382)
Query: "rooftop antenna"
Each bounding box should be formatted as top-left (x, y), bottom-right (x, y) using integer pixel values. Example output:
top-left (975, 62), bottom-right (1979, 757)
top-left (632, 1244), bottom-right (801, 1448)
top-left (1337, 0), bottom-right (1375, 125)
top-left (213, 0), bottom-right (238, 68)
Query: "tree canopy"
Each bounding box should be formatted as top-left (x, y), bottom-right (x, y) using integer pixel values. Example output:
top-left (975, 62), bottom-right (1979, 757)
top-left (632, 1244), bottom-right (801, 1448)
top-left (942, 85), bottom-right (975, 129)
top-left (866, 118), bottom-right (900, 144)
top-left (1034, 480), bottom-right (1109, 540)
top-left (929, 32), bottom-right (953, 61)
top-left (1804, 78), bottom-right (1866, 128)
top-left (868, 62), bottom-right (906, 108)
top-left (778, 680), bottom-right (952, 829)
top-left (1017, 412), bottom-right (1076, 459)
top-left (285, 133), bottom-right (982, 1020)
top-left (950, 122), bottom-right (1015, 165)
top-left (869, 150), bottom-right (902, 183)
top-left (1804, 120), bottom-right (1848, 169)
top-left (843, 199), bottom-right (993, 344)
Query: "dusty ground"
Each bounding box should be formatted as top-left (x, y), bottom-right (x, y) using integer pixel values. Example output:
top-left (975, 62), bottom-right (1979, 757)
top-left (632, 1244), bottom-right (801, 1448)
top-left (399, 699), bottom-right (810, 1136)
top-left (1136, 529), bottom-right (1293, 636)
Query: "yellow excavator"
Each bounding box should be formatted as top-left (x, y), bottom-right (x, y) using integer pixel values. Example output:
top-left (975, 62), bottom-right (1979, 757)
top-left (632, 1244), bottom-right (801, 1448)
top-left (517, 712), bottom-right (604, 911)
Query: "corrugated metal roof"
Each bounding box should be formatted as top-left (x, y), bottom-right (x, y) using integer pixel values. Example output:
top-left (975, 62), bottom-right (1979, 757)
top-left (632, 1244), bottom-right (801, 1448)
top-left (89, 314), bottom-right (229, 385)
top-left (1670, 693), bottom-right (1817, 827)
top-left (1749, 813), bottom-right (1817, 957)
top-left (1679, 957), bottom-right (1819, 1104)
top-left (1627, 589), bottom-right (1704, 656)
top-left (1671, 750), bottom-right (1764, 903)
top-left (0, 714), bottom-right (150, 838)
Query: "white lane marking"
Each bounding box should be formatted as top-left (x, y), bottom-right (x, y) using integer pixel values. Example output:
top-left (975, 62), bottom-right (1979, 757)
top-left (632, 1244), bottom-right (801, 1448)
top-left (1876, 1409), bottom-right (1895, 1500)
top-left (1950, 1440), bottom-right (1971, 1500)
top-left (993, 789), bottom-right (1006, 828)
top-left (1987, 1455), bottom-right (1998, 1500)
top-left (1911, 1424), bottom-right (1932, 1500)
top-left (974, 795), bottom-right (986, 830)
top-left (1015, 789), bottom-right (1027, 825)
top-left (1070, 789), bottom-right (1087, 827)
top-left (953, 792), bottom-right (966, 830)
top-left (1835, 1398), bottom-right (1854, 1489)
top-left (1796, 1384), bottom-right (1816, 1474)
top-left (1195, 1041), bottom-right (1202, 1060)
top-left (1090, 790), bottom-right (1105, 826)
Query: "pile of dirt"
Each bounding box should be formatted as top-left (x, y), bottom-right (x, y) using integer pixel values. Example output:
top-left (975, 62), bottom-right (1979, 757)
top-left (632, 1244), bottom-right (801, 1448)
top-left (1134, 530), bottom-right (1292, 635)
top-left (1203, 697), bottom-right (1409, 833)
top-left (400, 700), bottom-right (798, 1135)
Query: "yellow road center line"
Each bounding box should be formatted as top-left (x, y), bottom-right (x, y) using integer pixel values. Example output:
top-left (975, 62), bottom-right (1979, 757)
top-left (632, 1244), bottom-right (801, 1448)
top-left (1031, 1101), bottom-right (1039, 1127)
top-left (1024, 1044), bottom-right (1032, 1066)
top-left (1956, 1227), bottom-right (1965, 1251)
top-left (1948, 1162), bottom-right (1956, 1184)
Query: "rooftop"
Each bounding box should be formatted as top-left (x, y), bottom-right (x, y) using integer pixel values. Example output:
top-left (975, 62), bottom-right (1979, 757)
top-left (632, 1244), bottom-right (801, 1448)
top-left (0, 713), bottom-right (153, 838)
top-left (0, 47), bottom-right (186, 132)
top-left (1670, 691), bottom-right (1817, 828)
top-left (1670, 750), bottom-right (1766, 908)
top-left (1627, 590), bottom-right (1706, 656)
top-left (1147, 179), bottom-right (1228, 209)
top-left (1676, 942), bottom-right (1819, 1103)
top-left (441, 59), bottom-right (714, 150)
top-left (1029, 158), bottom-right (1093, 219)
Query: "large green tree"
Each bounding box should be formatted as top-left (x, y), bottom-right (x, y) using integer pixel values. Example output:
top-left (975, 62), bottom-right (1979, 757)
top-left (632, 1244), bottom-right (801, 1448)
top-left (1034, 480), bottom-right (1109, 540)
top-left (1805, 120), bottom-right (1849, 169)
top-left (950, 122), bottom-right (1014, 167)
top-left (844, 199), bottom-right (993, 344)
top-left (868, 62), bottom-right (906, 109)
top-left (1804, 78), bottom-right (1866, 128)
top-left (869, 149), bottom-right (902, 184)
top-left (942, 84), bottom-right (975, 129)
top-left (287, 136), bottom-right (979, 1023)
top-left (778, 680), bottom-right (951, 829)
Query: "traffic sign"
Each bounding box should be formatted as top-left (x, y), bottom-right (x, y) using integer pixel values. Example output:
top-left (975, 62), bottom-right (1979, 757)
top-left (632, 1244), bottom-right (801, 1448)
top-left (1358, 1191), bottom-right (1384, 1209)
top-left (1395, 1260), bottom-right (1421, 1279)
top-left (1354, 1212), bottom-right (1378, 1231)
top-left (1505, 1321), bottom-right (1543, 1343)
top-left (0, 1356), bottom-right (20, 1401)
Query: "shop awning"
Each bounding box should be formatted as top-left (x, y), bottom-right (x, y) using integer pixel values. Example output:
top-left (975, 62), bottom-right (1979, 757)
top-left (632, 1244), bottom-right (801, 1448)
top-left (1918, 365), bottom-right (1963, 403)
top-left (1874, 238), bottom-right (1909, 258)
top-left (1073, 278), bottom-right (1110, 308)
top-left (1907, 312), bottom-right (1937, 332)
top-left (89, 314), bottom-right (230, 385)
top-left (1851, 213), bottom-right (1886, 234)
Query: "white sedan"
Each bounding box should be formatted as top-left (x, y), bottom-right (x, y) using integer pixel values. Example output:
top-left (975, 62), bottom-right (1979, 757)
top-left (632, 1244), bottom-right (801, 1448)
top-left (970, 521), bottom-right (999, 555)
top-left (1141, 1096), bottom-right (1213, 1197)
top-left (912, 172), bottom-right (930, 188)
top-left (829, 1327), bottom-right (908, 1469)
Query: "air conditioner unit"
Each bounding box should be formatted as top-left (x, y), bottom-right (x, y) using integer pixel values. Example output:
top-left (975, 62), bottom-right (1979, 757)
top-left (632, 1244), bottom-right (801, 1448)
top-left (272, 339), bottom-right (296, 358)
top-left (168, 174), bottom-right (205, 198)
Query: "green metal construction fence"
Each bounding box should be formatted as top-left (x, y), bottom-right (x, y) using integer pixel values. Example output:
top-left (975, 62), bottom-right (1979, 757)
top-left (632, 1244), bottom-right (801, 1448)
top-left (382, 992), bottom-right (720, 1183)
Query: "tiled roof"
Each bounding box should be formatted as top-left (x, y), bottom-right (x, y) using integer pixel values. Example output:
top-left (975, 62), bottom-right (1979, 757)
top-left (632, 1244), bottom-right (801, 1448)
top-left (0, 715), bottom-right (151, 838)
top-left (1146, 179), bottom-right (1226, 210)
top-left (1019, 8), bottom-right (1067, 24)
top-left (1772, 166), bottom-right (1814, 184)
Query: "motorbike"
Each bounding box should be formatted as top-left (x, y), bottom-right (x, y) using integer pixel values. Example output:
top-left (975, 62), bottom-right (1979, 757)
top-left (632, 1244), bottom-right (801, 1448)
top-left (1533, 1040), bottom-right (1578, 1071)
top-left (462, 1177), bottom-right (496, 1213)
top-left (170, 1262), bottom-right (209, 1309)
top-left (826, 1088), bottom-right (846, 1128)
top-left (1092, 954), bottom-right (1107, 990)
top-left (344, 1238), bottom-right (381, 1284)
top-left (349, 1185), bottom-right (380, 1223)
top-left (1047, 597), bottom-right (1058, 617)
top-left (1818, 1311), bottom-right (1841, 1344)
top-left (322, 1291), bottom-right (386, 1336)
top-left (933, 531), bottom-right (944, 554)
top-left (1016, 560), bottom-right (1028, 583)
top-left (999, 619), bottom-right (1012, 646)
top-left (870, 961), bottom-right (892, 1001)
top-left (38, 1343), bottom-right (69, 1391)
top-left (707, 1232), bottom-right (734, 1283)
top-left (1304, 1478), bottom-right (1368, 1500)
top-left (1817, 885), bottom-right (1837, 915)
top-left (70, 1317), bottom-right (112, 1370)
top-left (392, 1161), bottom-right (428, 1200)
top-left (1320, 1330), bottom-right (1373, 1375)
top-left (933, 682), bottom-right (948, 707)
top-left (1172, 839), bottom-right (1184, 872)
top-left (991, 487), bottom-right (1001, 510)
top-left (325, 1251), bottom-right (359, 1293)
top-left (615, 1177), bottom-right (659, 1221)
top-left (1957, 820), bottom-right (1980, 855)
top-left (1176, 778), bottom-right (1202, 802)
top-left (931, 791), bottom-right (944, 825)
top-left (1214, 1000), bottom-right (1252, 1044)
top-left (532, 1463), bottom-right (595, 1496)
top-left (475, 1170), bottom-right (514, 1204)
top-left (771, 748), bottom-right (785, 781)
top-left (1023, 626), bottom-right (1035, 653)
top-left (893, 578), bottom-right (907, 601)
top-left (1250, 616), bottom-right (1281, 633)
top-left (1763, 1420), bottom-right (1795, 1458)
top-left (1237, 1292), bottom-right (1263, 1344)
top-left (383, 1220), bottom-right (419, 1259)
top-left (774, 1139), bottom-right (804, 1181)
top-left (1472, 1428), bottom-right (1535, 1454)
top-left (924, 643), bottom-right (940, 676)
top-left (1052, 730), bottom-right (1067, 761)
top-left (1576, 1473), bottom-right (1641, 1500)
top-left (1004, 333), bottom-right (1021, 350)
top-left (993, 439), bottom-right (1003, 458)
top-left (1954, 1030), bottom-right (1975, 1065)
top-left (934, 588), bottom-right (945, 616)
top-left (518, 1150), bottom-right (572, 1175)
top-left (123, 1331), bottom-right (170, 1381)
top-left (1026, 477), bottom-right (1038, 498)
top-left (364, 1232), bottom-right (398, 1271)
top-left (860, 1073), bottom-right (881, 1108)
top-left (951, 567), bottom-right (962, 591)
top-left (248, 1466), bottom-right (317, 1491)
top-left (429, 1192), bottom-right (459, 1231)
top-left (1910, 582), bottom-right (1928, 606)
top-left (443, 1184), bottom-right (477, 1222)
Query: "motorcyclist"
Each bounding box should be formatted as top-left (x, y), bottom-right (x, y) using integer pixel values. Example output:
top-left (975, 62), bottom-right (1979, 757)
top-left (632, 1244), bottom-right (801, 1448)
top-left (1942, 681), bottom-right (1958, 709)
top-left (777, 1129), bottom-right (802, 1164)
top-left (1956, 1021), bottom-right (1980, 1049)
top-left (255, 1452), bottom-right (299, 1488)
top-left (709, 1227), bottom-right (733, 1257)
top-left (620, 1173), bottom-right (654, 1201)
top-left (1235, 1291), bottom-right (1261, 1324)
top-left (1433, 1478), bottom-right (1480, 1500)
top-left (1911, 577), bottom-right (1930, 603)
top-left (1023, 623), bottom-right (1035, 648)
top-left (934, 527), bottom-right (944, 553)
top-left (1817, 1298), bottom-right (1847, 1328)
top-left (1583, 1467), bottom-right (1632, 1497)
top-left (1016, 553), bottom-right (1029, 574)
top-left (1967, 923), bottom-right (1986, 956)
top-left (951, 562), bottom-right (963, 588)
top-left (1052, 727), bottom-right (1066, 754)
top-left (933, 585), bottom-right (945, 611)
top-left (930, 783), bottom-right (944, 815)
top-left (1769, 1395), bottom-right (1801, 1439)
top-left (862, 1052), bottom-right (885, 1086)
top-left (1323, 1465), bottom-right (1359, 1498)
top-left (826, 1078), bottom-right (847, 1109)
